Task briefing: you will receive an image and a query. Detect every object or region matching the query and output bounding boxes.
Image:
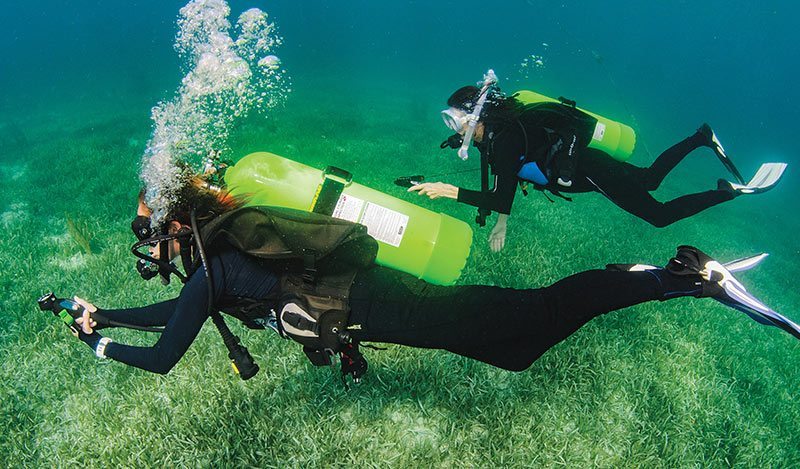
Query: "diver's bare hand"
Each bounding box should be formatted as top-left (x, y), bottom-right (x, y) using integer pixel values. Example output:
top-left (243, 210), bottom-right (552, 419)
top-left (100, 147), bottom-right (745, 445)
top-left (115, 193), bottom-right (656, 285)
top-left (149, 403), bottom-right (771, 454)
top-left (407, 182), bottom-right (459, 200)
top-left (489, 213), bottom-right (508, 253)
top-left (73, 296), bottom-right (98, 334)
top-left (489, 224), bottom-right (507, 252)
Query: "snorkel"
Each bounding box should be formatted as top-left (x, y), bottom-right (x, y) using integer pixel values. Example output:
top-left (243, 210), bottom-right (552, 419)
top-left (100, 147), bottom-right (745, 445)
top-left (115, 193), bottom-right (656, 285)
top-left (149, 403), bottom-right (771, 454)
top-left (456, 69), bottom-right (498, 160)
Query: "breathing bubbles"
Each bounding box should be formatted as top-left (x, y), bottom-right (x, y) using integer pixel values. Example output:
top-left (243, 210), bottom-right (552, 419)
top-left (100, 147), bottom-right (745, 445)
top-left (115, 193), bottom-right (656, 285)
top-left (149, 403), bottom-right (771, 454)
top-left (522, 55), bottom-right (545, 68)
top-left (258, 55), bottom-right (281, 70)
top-left (140, 0), bottom-right (291, 225)
top-left (516, 43), bottom-right (548, 81)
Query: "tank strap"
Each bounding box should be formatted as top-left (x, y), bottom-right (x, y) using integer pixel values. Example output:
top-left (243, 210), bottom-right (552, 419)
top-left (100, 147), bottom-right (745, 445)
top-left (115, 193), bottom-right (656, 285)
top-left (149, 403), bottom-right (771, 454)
top-left (557, 96), bottom-right (577, 108)
top-left (310, 166), bottom-right (353, 216)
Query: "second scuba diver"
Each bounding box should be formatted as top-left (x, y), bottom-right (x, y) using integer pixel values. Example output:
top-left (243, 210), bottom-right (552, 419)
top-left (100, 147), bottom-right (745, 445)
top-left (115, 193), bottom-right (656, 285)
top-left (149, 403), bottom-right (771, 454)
top-left (408, 71), bottom-right (788, 252)
top-left (46, 175), bottom-right (799, 383)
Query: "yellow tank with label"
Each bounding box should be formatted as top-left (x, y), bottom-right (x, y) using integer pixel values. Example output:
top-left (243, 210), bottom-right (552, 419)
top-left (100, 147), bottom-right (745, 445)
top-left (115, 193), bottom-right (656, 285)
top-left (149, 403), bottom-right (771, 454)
top-left (224, 152), bottom-right (473, 285)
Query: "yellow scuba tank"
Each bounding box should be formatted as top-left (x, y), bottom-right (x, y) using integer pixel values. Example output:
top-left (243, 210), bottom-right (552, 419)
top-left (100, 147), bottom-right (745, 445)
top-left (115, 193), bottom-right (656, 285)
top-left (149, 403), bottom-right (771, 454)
top-left (224, 152), bottom-right (473, 286)
top-left (515, 90), bottom-right (636, 161)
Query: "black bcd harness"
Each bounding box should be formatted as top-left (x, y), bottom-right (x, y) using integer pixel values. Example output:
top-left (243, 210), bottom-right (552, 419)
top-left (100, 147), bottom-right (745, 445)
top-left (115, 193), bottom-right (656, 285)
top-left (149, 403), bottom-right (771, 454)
top-left (472, 97), bottom-right (600, 218)
top-left (199, 200), bottom-right (379, 374)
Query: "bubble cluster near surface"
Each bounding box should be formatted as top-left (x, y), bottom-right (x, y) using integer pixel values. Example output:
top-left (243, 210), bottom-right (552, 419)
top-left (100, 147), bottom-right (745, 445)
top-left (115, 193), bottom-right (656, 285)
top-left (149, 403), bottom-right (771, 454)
top-left (140, 0), bottom-right (291, 226)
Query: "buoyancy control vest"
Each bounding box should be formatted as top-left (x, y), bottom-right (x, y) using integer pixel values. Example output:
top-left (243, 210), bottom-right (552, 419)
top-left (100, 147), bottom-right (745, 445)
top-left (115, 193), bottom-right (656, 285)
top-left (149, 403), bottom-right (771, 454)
top-left (515, 101), bottom-right (599, 186)
top-left (480, 91), bottom-right (636, 201)
top-left (200, 205), bottom-right (379, 366)
top-left (514, 90), bottom-right (636, 161)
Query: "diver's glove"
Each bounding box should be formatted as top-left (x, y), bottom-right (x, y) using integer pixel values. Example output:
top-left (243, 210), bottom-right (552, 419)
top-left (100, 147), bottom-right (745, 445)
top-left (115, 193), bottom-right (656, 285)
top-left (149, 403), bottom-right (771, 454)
top-left (76, 329), bottom-right (113, 359)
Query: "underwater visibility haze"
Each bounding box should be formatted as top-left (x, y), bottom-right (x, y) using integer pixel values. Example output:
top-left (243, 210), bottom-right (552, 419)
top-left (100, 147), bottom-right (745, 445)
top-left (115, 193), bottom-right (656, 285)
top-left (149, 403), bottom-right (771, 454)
top-left (1, 0), bottom-right (798, 466)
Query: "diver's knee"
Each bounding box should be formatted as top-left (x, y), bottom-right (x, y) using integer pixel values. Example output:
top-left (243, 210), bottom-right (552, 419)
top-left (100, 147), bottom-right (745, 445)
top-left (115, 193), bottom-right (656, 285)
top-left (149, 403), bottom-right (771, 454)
top-left (503, 363), bottom-right (533, 372)
top-left (647, 217), bottom-right (671, 228)
top-left (497, 357), bottom-right (538, 372)
top-left (636, 207), bottom-right (672, 227)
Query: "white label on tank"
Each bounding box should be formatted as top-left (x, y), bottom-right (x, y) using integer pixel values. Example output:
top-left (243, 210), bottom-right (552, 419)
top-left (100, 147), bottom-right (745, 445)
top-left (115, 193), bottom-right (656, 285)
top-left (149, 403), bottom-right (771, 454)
top-left (332, 194), bottom-right (365, 223)
top-left (592, 122), bottom-right (606, 141)
top-left (359, 202), bottom-right (408, 247)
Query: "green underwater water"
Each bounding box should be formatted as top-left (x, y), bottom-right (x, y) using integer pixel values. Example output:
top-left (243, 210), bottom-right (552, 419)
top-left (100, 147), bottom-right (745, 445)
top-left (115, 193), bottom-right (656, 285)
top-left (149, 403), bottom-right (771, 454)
top-left (2, 1), bottom-right (800, 466)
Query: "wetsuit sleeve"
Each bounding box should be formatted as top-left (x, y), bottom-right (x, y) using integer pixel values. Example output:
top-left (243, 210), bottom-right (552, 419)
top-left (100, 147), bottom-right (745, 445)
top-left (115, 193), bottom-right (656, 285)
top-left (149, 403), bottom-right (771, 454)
top-left (456, 132), bottom-right (523, 215)
top-left (103, 268), bottom-right (218, 374)
top-left (95, 299), bottom-right (178, 327)
top-left (456, 171), bottom-right (518, 214)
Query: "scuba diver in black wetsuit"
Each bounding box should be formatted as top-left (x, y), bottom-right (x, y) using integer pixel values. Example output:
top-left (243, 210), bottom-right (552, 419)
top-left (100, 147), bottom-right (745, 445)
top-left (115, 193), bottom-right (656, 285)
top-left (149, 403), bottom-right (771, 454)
top-left (408, 73), bottom-right (787, 252)
top-left (43, 175), bottom-right (798, 383)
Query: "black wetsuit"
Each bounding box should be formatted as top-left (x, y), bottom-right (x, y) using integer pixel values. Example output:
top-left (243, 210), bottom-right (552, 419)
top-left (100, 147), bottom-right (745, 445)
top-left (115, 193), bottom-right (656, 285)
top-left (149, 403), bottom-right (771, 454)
top-left (101, 244), bottom-right (280, 374)
top-left (456, 122), bottom-right (735, 227)
top-left (99, 241), bottom-right (703, 374)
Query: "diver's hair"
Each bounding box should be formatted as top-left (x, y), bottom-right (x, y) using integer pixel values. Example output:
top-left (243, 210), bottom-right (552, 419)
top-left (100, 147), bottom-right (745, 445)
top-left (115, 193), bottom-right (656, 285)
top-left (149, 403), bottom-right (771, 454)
top-left (447, 86), bottom-right (526, 128)
top-left (162, 175), bottom-right (245, 227)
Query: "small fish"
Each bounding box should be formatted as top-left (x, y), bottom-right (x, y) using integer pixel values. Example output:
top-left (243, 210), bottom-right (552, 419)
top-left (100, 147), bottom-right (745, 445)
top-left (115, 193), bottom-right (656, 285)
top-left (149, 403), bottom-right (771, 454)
top-left (65, 214), bottom-right (94, 255)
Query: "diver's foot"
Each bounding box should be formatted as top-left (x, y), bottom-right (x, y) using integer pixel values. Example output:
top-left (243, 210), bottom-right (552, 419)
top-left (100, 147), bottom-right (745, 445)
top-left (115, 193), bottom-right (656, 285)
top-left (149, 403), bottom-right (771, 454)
top-left (697, 123), bottom-right (746, 184)
top-left (697, 123), bottom-right (725, 156)
top-left (717, 178), bottom-right (737, 196)
top-left (611, 246), bottom-right (800, 340)
top-left (607, 248), bottom-right (722, 299)
top-left (697, 123), bottom-right (715, 146)
top-left (665, 245), bottom-right (723, 297)
top-left (666, 245), bottom-right (800, 340)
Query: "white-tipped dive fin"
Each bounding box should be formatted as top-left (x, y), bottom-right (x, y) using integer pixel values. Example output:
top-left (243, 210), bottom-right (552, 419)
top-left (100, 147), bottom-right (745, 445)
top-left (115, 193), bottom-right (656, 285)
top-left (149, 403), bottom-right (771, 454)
top-left (724, 253), bottom-right (769, 273)
top-left (727, 162), bottom-right (787, 195)
top-left (706, 256), bottom-right (800, 340)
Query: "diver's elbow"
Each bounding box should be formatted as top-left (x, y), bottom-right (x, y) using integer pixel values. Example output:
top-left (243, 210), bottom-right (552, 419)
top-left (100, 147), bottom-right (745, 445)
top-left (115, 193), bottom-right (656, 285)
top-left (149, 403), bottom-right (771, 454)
top-left (151, 362), bottom-right (176, 375)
